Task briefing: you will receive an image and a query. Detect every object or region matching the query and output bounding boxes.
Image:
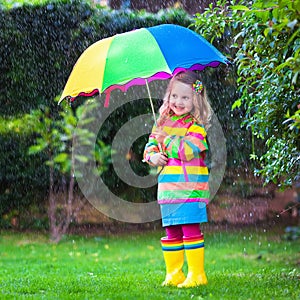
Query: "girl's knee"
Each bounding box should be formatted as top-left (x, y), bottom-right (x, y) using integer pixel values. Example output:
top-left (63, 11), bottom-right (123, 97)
top-left (182, 223), bottom-right (202, 237)
top-left (166, 225), bottom-right (183, 239)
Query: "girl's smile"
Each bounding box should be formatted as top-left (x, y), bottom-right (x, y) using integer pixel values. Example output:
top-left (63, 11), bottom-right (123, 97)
top-left (169, 81), bottom-right (194, 116)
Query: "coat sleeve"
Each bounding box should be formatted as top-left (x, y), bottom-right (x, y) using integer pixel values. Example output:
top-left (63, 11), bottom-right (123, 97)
top-left (163, 123), bottom-right (208, 161)
top-left (143, 126), bottom-right (160, 165)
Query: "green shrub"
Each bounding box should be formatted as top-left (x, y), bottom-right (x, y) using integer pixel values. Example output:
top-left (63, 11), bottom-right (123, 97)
top-left (0, 0), bottom-right (194, 224)
top-left (193, 0), bottom-right (300, 187)
top-left (0, 131), bottom-right (48, 217)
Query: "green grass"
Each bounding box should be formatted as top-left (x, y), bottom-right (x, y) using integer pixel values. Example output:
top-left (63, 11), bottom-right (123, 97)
top-left (0, 227), bottom-right (299, 299)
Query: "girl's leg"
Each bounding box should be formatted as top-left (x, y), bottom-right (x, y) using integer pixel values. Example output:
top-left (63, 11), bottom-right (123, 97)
top-left (166, 225), bottom-right (184, 240)
top-left (181, 223), bottom-right (202, 237)
top-left (178, 223), bottom-right (207, 288)
top-left (160, 225), bottom-right (185, 286)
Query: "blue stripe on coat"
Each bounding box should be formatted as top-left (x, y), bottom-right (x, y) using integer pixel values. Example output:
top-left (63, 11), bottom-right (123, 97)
top-left (158, 174), bottom-right (209, 183)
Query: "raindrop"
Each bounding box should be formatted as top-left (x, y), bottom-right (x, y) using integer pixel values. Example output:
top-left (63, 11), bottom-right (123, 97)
top-left (47, 4), bottom-right (54, 10)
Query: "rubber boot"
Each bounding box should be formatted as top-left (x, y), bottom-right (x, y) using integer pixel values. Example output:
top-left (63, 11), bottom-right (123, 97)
top-left (177, 235), bottom-right (208, 288)
top-left (161, 237), bottom-right (186, 286)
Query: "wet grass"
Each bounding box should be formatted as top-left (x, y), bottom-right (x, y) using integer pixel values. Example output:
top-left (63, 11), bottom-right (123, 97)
top-left (0, 227), bottom-right (299, 299)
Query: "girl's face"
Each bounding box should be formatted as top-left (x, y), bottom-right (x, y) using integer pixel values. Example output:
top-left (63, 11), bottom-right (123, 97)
top-left (169, 80), bottom-right (194, 116)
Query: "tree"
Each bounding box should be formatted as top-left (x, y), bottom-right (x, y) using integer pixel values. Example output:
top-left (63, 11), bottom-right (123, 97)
top-left (193, 0), bottom-right (300, 187)
top-left (28, 98), bottom-right (111, 242)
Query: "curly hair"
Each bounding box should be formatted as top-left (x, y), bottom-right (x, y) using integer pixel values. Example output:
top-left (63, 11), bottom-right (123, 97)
top-left (157, 71), bottom-right (212, 129)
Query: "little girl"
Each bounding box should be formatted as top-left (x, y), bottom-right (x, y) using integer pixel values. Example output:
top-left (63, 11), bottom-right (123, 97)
top-left (143, 71), bottom-right (211, 288)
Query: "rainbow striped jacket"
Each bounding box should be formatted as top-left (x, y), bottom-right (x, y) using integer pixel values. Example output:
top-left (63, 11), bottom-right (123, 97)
top-left (143, 113), bottom-right (210, 205)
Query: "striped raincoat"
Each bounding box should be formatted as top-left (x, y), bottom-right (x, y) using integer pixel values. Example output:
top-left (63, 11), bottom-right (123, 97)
top-left (144, 113), bottom-right (210, 226)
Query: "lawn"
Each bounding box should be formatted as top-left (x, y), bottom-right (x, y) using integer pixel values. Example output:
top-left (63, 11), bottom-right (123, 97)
top-left (0, 226), bottom-right (299, 299)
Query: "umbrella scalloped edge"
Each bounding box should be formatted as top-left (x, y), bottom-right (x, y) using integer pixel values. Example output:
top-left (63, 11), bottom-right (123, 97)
top-left (67, 61), bottom-right (225, 107)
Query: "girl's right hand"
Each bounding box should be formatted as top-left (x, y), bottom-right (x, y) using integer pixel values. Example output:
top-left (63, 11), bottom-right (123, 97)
top-left (150, 152), bottom-right (168, 166)
top-left (153, 128), bottom-right (168, 144)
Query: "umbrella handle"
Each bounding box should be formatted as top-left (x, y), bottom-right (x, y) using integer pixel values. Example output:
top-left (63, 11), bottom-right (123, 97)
top-left (145, 79), bottom-right (158, 127)
top-left (145, 79), bottom-right (163, 153)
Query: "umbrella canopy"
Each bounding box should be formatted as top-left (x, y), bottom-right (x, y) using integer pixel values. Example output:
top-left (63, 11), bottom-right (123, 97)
top-left (59, 24), bottom-right (228, 107)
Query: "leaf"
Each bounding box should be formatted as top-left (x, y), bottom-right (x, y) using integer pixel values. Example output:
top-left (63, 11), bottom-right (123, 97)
top-left (279, 0), bottom-right (292, 9)
top-left (54, 153), bottom-right (68, 163)
top-left (28, 144), bottom-right (47, 155)
top-left (61, 160), bottom-right (71, 174)
top-left (230, 5), bottom-right (250, 11)
top-left (232, 99), bottom-right (242, 110)
top-left (292, 71), bottom-right (299, 85)
top-left (75, 105), bottom-right (85, 119)
top-left (250, 153), bottom-right (258, 160)
top-left (264, 27), bottom-right (271, 37)
top-left (230, 42), bottom-right (239, 49)
top-left (75, 154), bottom-right (89, 163)
top-left (286, 28), bottom-right (300, 48)
top-left (255, 10), bottom-right (270, 23)
top-left (274, 60), bottom-right (291, 72)
top-left (233, 31), bottom-right (245, 42)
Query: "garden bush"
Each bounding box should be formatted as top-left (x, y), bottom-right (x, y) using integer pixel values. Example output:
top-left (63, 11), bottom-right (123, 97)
top-left (0, 0), bottom-right (196, 223)
top-left (0, 0), bottom-right (258, 227)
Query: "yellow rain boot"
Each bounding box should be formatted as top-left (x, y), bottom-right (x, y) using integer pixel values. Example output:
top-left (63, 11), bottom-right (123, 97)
top-left (177, 235), bottom-right (208, 288)
top-left (161, 237), bottom-right (186, 286)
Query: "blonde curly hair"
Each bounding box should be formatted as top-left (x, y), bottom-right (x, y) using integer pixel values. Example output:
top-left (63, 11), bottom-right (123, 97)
top-left (157, 71), bottom-right (212, 129)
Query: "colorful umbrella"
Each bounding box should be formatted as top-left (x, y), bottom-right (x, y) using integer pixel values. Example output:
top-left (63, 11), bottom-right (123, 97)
top-left (59, 24), bottom-right (228, 121)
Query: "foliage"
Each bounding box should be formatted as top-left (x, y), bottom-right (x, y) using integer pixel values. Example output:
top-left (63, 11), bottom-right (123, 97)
top-left (0, 1), bottom-right (192, 116)
top-left (27, 99), bottom-right (111, 176)
top-left (0, 117), bottom-right (48, 218)
top-left (193, 0), bottom-right (300, 188)
top-left (0, 0), bottom-right (94, 115)
top-left (0, 229), bottom-right (299, 299)
top-left (27, 98), bottom-right (111, 242)
top-left (0, 0), bottom-right (192, 224)
top-left (0, 0), bottom-right (51, 10)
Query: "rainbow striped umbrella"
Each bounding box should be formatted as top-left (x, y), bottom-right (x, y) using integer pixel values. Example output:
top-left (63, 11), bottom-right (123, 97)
top-left (59, 24), bottom-right (228, 117)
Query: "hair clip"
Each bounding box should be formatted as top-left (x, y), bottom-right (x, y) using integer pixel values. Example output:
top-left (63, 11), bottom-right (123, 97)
top-left (192, 80), bottom-right (204, 94)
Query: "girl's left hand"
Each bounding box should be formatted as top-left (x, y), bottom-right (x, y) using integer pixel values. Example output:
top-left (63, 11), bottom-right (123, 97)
top-left (149, 152), bottom-right (168, 166)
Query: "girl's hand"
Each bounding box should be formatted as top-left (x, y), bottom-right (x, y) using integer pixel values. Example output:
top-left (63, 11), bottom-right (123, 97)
top-left (153, 128), bottom-right (168, 144)
top-left (150, 152), bottom-right (168, 166)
